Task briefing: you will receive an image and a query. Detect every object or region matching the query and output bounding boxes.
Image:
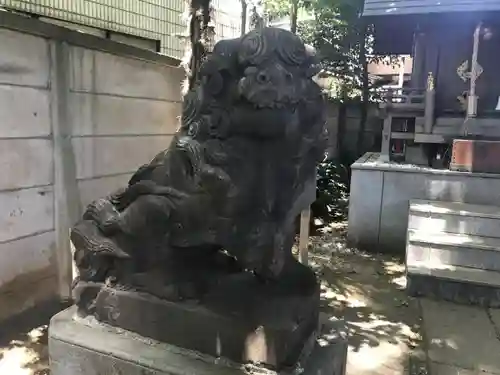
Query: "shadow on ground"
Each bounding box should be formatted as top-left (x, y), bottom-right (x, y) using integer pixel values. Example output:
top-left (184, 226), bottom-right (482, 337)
top-left (303, 225), bottom-right (426, 375)
top-left (0, 301), bottom-right (68, 375)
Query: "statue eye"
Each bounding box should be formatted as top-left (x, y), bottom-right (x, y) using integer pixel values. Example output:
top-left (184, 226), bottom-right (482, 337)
top-left (188, 122), bottom-right (199, 137)
top-left (256, 71), bottom-right (269, 83)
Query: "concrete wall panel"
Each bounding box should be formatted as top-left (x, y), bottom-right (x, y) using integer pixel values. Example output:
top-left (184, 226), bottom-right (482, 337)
top-left (0, 230), bottom-right (55, 287)
top-left (0, 85), bottom-right (51, 138)
top-left (69, 47), bottom-right (184, 101)
top-left (0, 29), bottom-right (49, 87)
top-left (70, 93), bottom-right (180, 136)
top-left (0, 139), bottom-right (53, 191)
top-left (0, 186), bottom-right (54, 243)
top-left (78, 174), bottom-right (131, 209)
top-left (347, 169), bottom-right (383, 250)
top-left (379, 172), bottom-right (427, 252)
top-left (72, 135), bottom-right (173, 180)
top-left (0, 13), bottom-right (187, 320)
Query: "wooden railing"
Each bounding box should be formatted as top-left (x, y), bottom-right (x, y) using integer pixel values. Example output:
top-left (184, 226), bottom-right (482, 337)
top-left (379, 87), bottom-right (426, 109)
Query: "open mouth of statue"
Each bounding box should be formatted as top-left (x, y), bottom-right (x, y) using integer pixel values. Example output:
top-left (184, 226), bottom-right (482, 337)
top-left (241, 94), bottom-right (298, 110)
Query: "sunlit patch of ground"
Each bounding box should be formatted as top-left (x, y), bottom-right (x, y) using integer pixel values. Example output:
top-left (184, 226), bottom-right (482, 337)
top-left (0, 302), bottom-right (66, 375)
top-left (0, 325), bottom-right (49, 375)
top-left (306, 229), bottom-right (426, 375)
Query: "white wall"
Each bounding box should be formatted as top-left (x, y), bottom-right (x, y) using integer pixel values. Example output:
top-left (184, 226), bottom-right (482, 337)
top-left (0, 19), bottom-right (183, 321)
top-left (68, 46), bottom-right (182, 208)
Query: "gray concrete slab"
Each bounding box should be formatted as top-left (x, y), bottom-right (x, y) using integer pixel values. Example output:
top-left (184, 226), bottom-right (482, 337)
top-left (421, 299), bottom-right (500, 374)
top-left (485, 308), bottom-right (500, 331)
top-left (49, 307), bottom-right (348, 375)
top-left (348, 153), bottom-right (500, 254)
top-left (429, 362), bottom-right (477, 375)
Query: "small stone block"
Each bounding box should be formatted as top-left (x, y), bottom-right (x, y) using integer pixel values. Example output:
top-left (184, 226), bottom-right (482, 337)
top-left (49, 307), bottom-right (347, 375)
top-left (407, 273), bottom-right (500, 307)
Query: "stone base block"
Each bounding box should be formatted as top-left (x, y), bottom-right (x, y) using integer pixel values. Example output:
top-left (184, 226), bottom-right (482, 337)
top-left (74, 259), bottom-right (321, 370)
top-left (407, 273), bottom-right (500, 307)
top-left (49, 307), bottom-right (347, 375)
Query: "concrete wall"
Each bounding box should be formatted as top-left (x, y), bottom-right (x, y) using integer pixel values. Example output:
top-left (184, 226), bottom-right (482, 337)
top-left (0, 13), bottom-right (183, 321)
top-left (348, 152), bottom-right (500, 254)
top-left (325, 102), bottom-right (381, 160)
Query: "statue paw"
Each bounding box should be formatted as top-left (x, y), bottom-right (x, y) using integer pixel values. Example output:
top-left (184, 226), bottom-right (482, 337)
top-left (71, 220), bottom-right (130, 259)
top-left (83, 198), bottom-right (120, 230)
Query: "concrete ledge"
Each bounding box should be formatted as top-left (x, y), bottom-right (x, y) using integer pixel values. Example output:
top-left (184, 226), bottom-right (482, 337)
top-left (0, 10), bottom-right (180, 67)
top-left (410, 199), bottom-right (500, 219)
top-left (49, 307), bottom-right (348, 375)
top-left (351, 152), bottom-right (500, 179)
top-left (407, 273), bottom-right (500, 308)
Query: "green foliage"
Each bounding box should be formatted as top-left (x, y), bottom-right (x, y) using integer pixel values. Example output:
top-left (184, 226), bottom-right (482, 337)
top-left (299, 0), bottom-right (369, 100)
top-left (311, 159), bottom-right (350, 225)
top-left (264, 0), bottom-right (314, 21)
top-left (263, 0), bottom-right (399, 100)
top-left (263, 0), bottom-right (291, 20)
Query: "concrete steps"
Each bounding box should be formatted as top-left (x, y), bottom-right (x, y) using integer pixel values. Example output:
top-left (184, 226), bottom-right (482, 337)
top-left (406, 199), bottom-right (500, 306)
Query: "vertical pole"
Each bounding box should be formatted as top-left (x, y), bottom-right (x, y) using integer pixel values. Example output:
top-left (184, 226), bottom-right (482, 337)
top-left (411, 31), bottom-right (425, 88)
top-left (50, 40), bottom-right (81, 301)
top-left (298, 175), bottom-right (316, 266)
top-left (398, 56), bottom-right (405, 89)
top-left (298, 207), bottom-right (311, 265)
top-left (380, 112), bottom-right (392, 161)
top-left (468, 22), bottom-right (482, 119)
top-left (424, 72), bottom-right (435, 134)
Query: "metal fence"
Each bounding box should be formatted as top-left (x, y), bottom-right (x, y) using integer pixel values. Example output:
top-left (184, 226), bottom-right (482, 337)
top-left (0, 0), bottom-right (243, 59)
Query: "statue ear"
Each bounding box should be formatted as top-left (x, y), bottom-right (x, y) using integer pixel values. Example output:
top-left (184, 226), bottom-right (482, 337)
top-left (199, 58), bottom-right (227, 96)
top-left (203, 71), bottom-right (224, 95)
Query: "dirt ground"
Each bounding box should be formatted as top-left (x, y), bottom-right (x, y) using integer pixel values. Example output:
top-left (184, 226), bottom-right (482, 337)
top-left (0, 226), bottom-right (426, 375)
top-left (307, 228), bottom-right (426, 375)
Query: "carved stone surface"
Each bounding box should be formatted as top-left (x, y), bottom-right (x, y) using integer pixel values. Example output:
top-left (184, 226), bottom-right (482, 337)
top-left (70, 27), bottom-right (327, 371)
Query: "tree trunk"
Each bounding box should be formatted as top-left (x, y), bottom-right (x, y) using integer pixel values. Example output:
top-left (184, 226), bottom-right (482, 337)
top-left (241, 0), bottom-right (247, 35)
top-left (250, 1), bottom-right (265, 30)
top-left (290, 0), bottom-right (298, 34)
top-left (181, 0), bottom-right (213, 95)
top-left (356, 21), bottom-right (369, 156)
top-left (337, 88), bottom-right (348, 158)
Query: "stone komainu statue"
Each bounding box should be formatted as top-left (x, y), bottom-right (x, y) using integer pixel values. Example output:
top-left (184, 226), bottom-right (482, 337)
top-left (70, 27), bottom-right (327, 371)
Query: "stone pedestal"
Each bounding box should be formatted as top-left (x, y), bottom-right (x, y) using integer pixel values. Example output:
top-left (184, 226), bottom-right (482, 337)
top-left (49, 307), bottom-right (348, 375)
top-left (74, 259), bottom-right (321, 370)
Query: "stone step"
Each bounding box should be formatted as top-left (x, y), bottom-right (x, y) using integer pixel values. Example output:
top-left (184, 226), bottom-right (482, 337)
top-left (410, 199), bottom-right (500, 219)
top-left (408, 230), bottom-right (500, 252)
top-left (409, 200), bottom-right (500, 239)
top-left (407, 231), bottom-right (500, 272)
top-left (406, 200), bottom-right (500, 306)
top-left (407, 262), bottom-right (500, 288)
top-left (406, 262), bottom-right (500, 307)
